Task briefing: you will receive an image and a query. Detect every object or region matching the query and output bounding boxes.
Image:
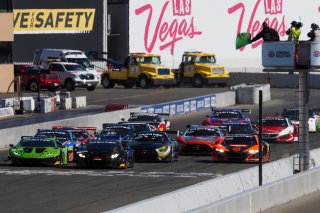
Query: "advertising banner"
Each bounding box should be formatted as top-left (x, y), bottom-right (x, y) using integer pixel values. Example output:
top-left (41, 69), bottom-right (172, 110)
top-left (262, 42), bottom-right (295, 68)
top-left (141, 94), bottom-right (216, 116)
top-left (129, 0), bottom-right (320, 71)
top-left (13, 0), bottom-right (104, 62)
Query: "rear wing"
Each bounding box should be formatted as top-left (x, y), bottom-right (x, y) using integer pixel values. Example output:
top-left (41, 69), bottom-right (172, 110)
top-left (130, 112), bottom-right (170, 117)
top-left (102, 123), bottom-right (120, 130)
top-left (211, 107), bottom-right (251, 114)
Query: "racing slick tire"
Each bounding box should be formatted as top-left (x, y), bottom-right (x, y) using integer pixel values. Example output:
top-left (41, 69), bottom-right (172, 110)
top-left (65, 79), bottom-right (75, 91)
top-left (193, 75), bottom-right (203, 88)
top-left (139, 75), bottom-right (149, 89)
top-left (102, 75), bottom-right (114, 88)
top-left (11, 158), bottom-right (21, 166)
top-left (29, 80), bottom-right (39, 92)
top-left (87, 85), bottom-right (96, 91)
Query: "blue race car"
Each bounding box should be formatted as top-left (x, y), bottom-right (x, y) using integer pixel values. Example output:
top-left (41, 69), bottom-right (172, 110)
top-left (202, 108), bottom-right (251, 126)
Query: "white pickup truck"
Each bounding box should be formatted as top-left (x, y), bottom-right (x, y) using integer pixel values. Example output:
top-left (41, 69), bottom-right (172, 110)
top-left (48, 62), bottom-right (99, 91)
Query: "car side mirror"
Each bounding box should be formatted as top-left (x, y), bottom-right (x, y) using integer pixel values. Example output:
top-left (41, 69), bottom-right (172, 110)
top-left (9, 144), bottom-right (15, 148)
top-left (205, 115), bottom-right (210, 118)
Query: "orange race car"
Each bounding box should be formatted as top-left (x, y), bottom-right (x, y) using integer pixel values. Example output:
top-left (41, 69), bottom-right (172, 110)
top-left (176, 125), bottom-right (225, 155)
top-left (212, 134), bottom-right (270, 163)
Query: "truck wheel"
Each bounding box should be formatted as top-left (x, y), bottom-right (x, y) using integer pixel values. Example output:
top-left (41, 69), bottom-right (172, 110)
top-left (87, 85), bottom-right (96, 91)
top-left (102, 75), bottom-right (114, 88)
top-left (65, 79), bottom-right (75, 91)
top-left (139, 76), bottom-right (149, 89)
top-left (193, 75), bottom-right (203, 88)
top-left (29, 80), bottom-right (39, 92)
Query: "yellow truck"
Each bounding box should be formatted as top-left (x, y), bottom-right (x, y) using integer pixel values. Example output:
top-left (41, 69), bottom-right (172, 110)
top-left (177, 51), bottom-right (229, 87)
top-left (100, 53), bottom-right (176, 89)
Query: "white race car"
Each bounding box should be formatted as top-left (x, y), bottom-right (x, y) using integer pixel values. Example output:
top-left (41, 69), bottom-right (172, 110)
top-left (281, 107), bottom-right (319, 132)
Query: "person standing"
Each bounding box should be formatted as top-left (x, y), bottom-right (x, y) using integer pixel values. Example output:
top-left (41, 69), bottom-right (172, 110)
top-left (286, 21), bottom-right (302, 44)
top-left (307, 23), bottom-right (320, 41)
top-left (251, 22), bottom-right (280, 43)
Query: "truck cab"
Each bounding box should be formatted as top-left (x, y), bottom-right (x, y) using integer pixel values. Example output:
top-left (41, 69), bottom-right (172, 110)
top-left (100, 53), bottom-right (176, 89)
top-left (33, 48), bottom-right (100, 83)
top-left (177, 52), bottom-right (229, 87)
top-left (48, 62), bottom-right (98, 91)
top-left (14, 64), bottom-right (60, 92)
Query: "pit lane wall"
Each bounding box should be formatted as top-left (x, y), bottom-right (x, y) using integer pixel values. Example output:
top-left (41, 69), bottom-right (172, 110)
top-left (0, 91), bottom-right (235, 148)
top-left (107, 148), bottom-right (320, 213)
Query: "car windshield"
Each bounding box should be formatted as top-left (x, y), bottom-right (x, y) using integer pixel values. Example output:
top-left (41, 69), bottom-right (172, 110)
top-left (71, 131), bottom-right (89, 139)
top-left (35, 132), bottom-right (70, 141)
top-left (185, 128), bottom-right (220, 137)
top-left (137, 56), bottom-right (161, 64)
top-left (195, 55), bottom-right (216, 63)
top-left (66, 58), bottom-right (92, 69)
top-left (228, 124), bottom-right (254, 134)
top-left (87, 141), bottom-right (121, 150)
top-left (64, 64), bottom-right (85, 71)
top-left (128, 115), bottom-right (160, 122)
top-left (212, 111), bottom-right (241, 119)
top-left (19, 139), bottom-right (55, 147)
top-left (133, 133), bottom-right (166, 143)
top-left (101, 127), bottom-right (133, 137)
top-left (223, 136), bottom-right (256, 146)
top-left (263, 119), bottom-right (287, 127)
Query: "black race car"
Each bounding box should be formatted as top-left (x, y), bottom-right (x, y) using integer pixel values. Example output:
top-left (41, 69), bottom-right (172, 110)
top-left (74, 139), bottom-right (135, 169)
top-left (127, 131), bottom-right (179, 162)
top-left (128, 112), bottom-right (171, 131)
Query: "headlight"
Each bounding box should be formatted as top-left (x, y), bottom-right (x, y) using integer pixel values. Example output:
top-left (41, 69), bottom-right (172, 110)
top-left (46, 152), bottom-right (53, 156)
top-left (249, 150), bottom-right (259, 154)
top-left (157, 145), bottom-right (168, 153)
top-left (216, 148), bottom-right (224, 153)
top-left (13, 150), bottom-right (21, 156)
top-left (278, 129), bottom-right (292, 136)
top-left (111, 153), bottom-right (120, 159)
top-left (76, 151), bottom-right (88, 158)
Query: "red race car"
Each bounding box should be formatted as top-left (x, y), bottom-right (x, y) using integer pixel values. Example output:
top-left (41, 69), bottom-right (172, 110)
top-left (261, 115), bottom-right (298, 143)
top-left (176, 125), bottom-right (224, 155)
top-left (212, 134), bottom-right (270, 163)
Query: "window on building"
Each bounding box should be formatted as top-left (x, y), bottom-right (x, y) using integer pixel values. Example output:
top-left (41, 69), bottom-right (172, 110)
top-left (0, 42), bottom-right (13, 63)
top-left (0, 0), bottom-right (12, 12)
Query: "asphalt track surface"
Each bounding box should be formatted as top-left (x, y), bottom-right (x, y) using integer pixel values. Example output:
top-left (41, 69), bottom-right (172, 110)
top-left (1, 87), bottom-right (320, 212)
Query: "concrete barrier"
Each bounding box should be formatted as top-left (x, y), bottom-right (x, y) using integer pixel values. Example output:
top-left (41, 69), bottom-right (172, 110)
top-left (0, 107), bottom-right (14, 118)
top-left (215, 91), bottom-right (236, 108)
top-left (190, 166), bottom-right (320, 213)
top-left (60, 98), bottom-right (72, 110)
top-left (40, 97), bottom-right (55, 113)
top-left (0, 107), bottom-right (141, 149)
top-left (21, 97), bottom-right (35, 111)
top-left (0, 97), bottom-right (18, 108)
top-left (231, 83), bottom-right (271, 104)
top-left (72, 96), bottom-right (86, 108)
top-left (106, 154), bottom-right (296, 213)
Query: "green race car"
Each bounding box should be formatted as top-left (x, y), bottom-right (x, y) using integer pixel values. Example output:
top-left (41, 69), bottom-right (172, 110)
top-left (8, 137), bottom-right (68, 166)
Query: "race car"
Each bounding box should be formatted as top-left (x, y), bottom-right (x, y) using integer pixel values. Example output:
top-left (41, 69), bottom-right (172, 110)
top-left (100, 124), bottom-right (134, 141)
top-left (202, 108), bottom-right (251, 126)
top-left (212, 134), bottom-right (270, 163)
top-left (220, 121), bottom-right (258, 135)
top-left (74, 139), bottom-right (135, 169)
top-left (35, 129), bottom-right (81, 162)
top-left (261, 115), bottom-right (298, 143)
top-left (176, 125), bottom-right (224, 155)
top-left (52, 126), bottom-right (98, 137)
top-left (103, 122), bottom-right (157, 133)
top-left (52, 126), bottom-right (93, 143)
top-left (8, 137), bottom-right (68, 166)
top-left (281, 107), bottom-right (319, 132)
top-left (127, 131), bottom-right (179, 162)
top-left (127, 112), bottom-right (171, 131)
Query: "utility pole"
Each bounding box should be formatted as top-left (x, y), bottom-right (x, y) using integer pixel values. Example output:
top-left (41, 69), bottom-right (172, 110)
top-left (298, 70), bottom-right (310, 172)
